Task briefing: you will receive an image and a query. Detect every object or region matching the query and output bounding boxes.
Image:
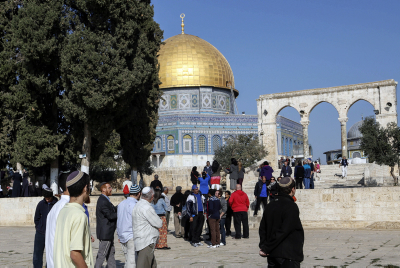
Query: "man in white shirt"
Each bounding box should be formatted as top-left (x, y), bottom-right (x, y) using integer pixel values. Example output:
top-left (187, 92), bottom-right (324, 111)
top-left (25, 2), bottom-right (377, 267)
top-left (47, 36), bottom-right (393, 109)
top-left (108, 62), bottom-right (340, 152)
top-left (161, 187), bottom-right (172, 229)
top-left (132, 187), bottom-right (162, 268)
top-left (45, 173), bottom-right (70, 268)
top-left (117, 184), bottom-right (141, 268)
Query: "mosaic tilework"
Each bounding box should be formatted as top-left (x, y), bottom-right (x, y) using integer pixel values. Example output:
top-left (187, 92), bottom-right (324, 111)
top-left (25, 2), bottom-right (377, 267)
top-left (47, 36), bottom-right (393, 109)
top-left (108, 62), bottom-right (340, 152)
top-left (170, 95), bottom-right (177, 109)
top-left (179, 94), bottom-right (190, 109)
top-left (160, 95), bottom-right (169, 111)
top-left (202, 93), bottom-right (212, 108)
top-left (191, 94), bottom-right (198, 108)
top-left (212, 95), bottom-right (217, 109)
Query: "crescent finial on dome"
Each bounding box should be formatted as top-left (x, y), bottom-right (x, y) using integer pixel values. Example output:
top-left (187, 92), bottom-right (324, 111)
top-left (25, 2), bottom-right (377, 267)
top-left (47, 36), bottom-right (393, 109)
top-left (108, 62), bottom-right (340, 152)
top-left (180, 13), bottom-right (185, 34)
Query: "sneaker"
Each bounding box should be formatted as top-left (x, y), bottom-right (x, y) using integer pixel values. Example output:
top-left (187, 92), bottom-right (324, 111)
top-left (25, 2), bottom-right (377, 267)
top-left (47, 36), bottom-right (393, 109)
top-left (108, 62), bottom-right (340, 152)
top-left (196, 242), bottom-right (204, 246)
top-left (207, 245), bottom-right (217, 248)
top-left (191, 243), bottom-right (198, 247)
top-left (219, 242), bottom-right (225, 246)
top-left (216, 245), bottom-right (220, 248)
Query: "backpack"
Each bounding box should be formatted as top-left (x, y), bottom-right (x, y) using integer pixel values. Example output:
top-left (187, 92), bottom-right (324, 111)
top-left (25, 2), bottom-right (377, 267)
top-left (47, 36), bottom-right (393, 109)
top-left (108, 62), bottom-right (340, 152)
top-left (123, 184), bottom-right (129, 195)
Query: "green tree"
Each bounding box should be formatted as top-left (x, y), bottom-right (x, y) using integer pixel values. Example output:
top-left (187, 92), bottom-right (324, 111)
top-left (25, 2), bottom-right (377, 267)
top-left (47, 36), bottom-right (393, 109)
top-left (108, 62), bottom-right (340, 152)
top-left (359, 117), bottom-right (400, 185)
top-left (214, 134), bottom-right (268, 169)
top-left (59, 0), bottom-right (163, 176)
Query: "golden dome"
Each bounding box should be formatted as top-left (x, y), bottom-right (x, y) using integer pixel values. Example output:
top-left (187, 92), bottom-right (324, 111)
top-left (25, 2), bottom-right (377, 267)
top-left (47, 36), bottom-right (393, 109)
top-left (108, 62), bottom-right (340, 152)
top-left (158, 34), bottom-right (238, 96)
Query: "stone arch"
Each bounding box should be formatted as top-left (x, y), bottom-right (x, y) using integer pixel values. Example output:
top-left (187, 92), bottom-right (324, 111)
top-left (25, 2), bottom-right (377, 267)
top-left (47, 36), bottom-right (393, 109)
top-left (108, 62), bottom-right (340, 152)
top-left (346, 98), bottom-right (376, 116)
top-left (308, 101), bottom-right (340, 117)
top-left (275, 104), bottom-right (301, 119)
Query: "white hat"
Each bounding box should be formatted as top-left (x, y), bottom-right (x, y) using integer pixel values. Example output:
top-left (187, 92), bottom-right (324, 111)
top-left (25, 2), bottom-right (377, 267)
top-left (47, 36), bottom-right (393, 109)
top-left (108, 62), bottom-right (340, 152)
top-left (142, 186), bottom-right (151, 194)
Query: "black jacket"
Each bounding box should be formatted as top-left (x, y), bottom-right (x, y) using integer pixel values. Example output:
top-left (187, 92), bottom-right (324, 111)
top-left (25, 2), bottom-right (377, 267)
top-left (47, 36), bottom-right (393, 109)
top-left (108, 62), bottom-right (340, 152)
top-left (170, 191), bottom-right (185, 213)
top-left (96, 194), bottom-right (117, 241)
top-left (34, 197), bottom-right (58, 235)
top-left (150, 180), bottom-right (163, 191)
top-left (294, 165), bottom-right (304, 180)
top-left (254, 180), bottom-right (269, 197)
top-left (280, 165), bottom-right (292, 177)
top-left (259, 194), bottom-right (304, 262)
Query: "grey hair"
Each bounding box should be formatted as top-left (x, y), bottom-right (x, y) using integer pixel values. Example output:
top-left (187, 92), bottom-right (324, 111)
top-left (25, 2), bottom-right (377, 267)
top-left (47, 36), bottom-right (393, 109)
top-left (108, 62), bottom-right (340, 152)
top-left (142, 187), bottom-right (154, 200)
top-left (163, 186), bottom-right (168, 192)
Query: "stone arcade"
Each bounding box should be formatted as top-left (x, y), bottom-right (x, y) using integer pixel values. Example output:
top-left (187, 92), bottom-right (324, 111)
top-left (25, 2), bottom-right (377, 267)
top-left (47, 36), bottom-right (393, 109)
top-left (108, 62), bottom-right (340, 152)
top-left (257, 80), bottom-right (398, 169)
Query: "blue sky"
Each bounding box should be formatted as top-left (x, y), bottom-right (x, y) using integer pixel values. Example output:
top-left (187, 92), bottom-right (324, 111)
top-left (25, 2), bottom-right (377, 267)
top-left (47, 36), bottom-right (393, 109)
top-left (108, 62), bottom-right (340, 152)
top-left (152, 0), bottom-right (400, 164)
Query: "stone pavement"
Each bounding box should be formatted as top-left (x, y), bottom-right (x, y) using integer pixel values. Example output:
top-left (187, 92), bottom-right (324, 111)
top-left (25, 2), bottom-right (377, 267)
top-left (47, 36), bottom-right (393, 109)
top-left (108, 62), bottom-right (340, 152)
top-left (1, 227), bottom-right (400, 267)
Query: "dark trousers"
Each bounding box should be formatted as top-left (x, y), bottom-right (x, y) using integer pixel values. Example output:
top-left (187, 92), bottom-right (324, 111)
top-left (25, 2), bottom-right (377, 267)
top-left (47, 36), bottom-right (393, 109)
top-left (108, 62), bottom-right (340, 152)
top-left (254, 197), bottom-right (268, 215)
top-left (190, 212), bottom-right (204, 243)
top-left (220, 218), bottom-right (226, 245)
top-left (310, 173), bottom-right (315, 189)
top-left (33, 231), bottom-right (45, 268)
top-left (295, 178), bottom-right (303, 189)
top-left (237, 178), bottom-right (243, 187)
top-left (233, 211), bottom-right (249, 238)
top-left (209, 218), bottom-right (220, 246)
top-left (225, 213), bottom-right (232, 235)
top-left (267, 257), bottom-right (301, 268)
top-left (182, 215), bottom-right (191, 240)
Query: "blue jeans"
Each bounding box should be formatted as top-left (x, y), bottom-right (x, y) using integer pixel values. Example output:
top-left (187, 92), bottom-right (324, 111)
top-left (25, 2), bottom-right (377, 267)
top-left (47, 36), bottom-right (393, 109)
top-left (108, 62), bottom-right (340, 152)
top-left (304, 178), bottom-right (311, 189)
top-left (33, 231), bottom-right (45, 268)
top-left (220, 218), bottom-right (226, 245)
top-left (310, 173), bottom-right (314, 189)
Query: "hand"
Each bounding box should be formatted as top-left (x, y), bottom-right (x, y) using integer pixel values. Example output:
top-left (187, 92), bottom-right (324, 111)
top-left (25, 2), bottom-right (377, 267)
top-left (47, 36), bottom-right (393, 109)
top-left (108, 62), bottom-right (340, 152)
top-left (178, 212), bottom-right (181, 216)
top-left (255, 196), bottom-right (257, 199)
top-left (259, 250), bottom-right (268, 257)
top-left (91, 236), bottom-right (95, 243)
top-left (189, 217), bottom-right (193, 222)
top-left (177, 203), bottom-right (180, 207)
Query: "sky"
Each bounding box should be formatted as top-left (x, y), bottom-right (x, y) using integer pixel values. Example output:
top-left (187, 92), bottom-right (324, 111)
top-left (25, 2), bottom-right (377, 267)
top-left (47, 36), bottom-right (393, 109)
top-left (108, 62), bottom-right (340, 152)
top-left (152, 0), bottom-right (400, 164)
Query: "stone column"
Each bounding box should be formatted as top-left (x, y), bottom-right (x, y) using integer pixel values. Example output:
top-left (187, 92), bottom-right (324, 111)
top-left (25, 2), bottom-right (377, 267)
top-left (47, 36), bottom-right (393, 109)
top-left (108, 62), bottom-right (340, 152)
top-left (261, 122), bottom-right (278, 170)
top-left (156, 154), bottom-right (160, 168)
top-left (338, 117), bottom-right (348, 159)
top-left (300, 120), bottom-right (310, 159)
top-left (149, 155), bottom-right (153, 165)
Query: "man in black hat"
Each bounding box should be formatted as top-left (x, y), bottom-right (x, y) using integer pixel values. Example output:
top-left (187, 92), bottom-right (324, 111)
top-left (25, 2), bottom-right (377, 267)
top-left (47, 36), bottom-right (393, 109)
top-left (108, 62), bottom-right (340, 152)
top-left (170, 186), bottom-right (185, 238)
top-left (95, 182), bottom-right (117, 268)
top-left (259, 177), bottom-right (304, 267)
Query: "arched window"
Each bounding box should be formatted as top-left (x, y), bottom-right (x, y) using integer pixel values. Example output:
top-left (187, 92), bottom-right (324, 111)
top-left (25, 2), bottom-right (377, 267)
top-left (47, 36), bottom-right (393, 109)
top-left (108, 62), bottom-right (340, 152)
top-left (352, 152), bottom-right (361, 158)
top-left (212, 135), bottom-right (221, 153)
top-left (198, 136), bottom-right (206, 153)
top-left (167, 135), bottom-right (175, 153)
top-left (183, 135), bottom-right (192, 153)
top-left (155, 137), bottom-right (162, 151)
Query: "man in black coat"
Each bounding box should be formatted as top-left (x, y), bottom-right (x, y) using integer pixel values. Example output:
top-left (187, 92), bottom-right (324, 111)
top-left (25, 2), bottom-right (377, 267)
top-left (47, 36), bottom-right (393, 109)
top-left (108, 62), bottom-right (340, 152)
top-left (150, 174), bottom-right (163, 190)
top-left (170, 186), bottom-right (185, 238)
top-left (95, 182), bottom-right (117, 268)
top-left (253, 177), bottom-right (269, 216)
top-left (280, 161), bottom-right (292, 177)
top-left (259, 177), bottom-right (304, 267)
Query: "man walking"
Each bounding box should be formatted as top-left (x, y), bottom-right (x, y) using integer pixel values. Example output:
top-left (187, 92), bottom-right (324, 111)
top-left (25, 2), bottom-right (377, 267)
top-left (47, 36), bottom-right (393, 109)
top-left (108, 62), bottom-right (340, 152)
top-left (308, 158), bottom-right (315, 189)
top-left (253, 177), bottom-right (269, 216)
top-left (53, 171), bottom-right (93, 267)
top-left (132, 187), bottom-right (162, 268)
top-left (46, 172), bottom-right (70, 268)
top-left (339, 156), bottom-right (348, 178)
top-left (117, 184), bottom-right (141, 268)
top-left (229, 184), bottom-right (250, 239)
top-left (280, 161), bottom-right (292, 177)
top-left (150, 174), bottom-right (163, 190)
top-left (33, 187), bottom-right (58, 268)
top-left (170, 186), bottom-right (185, 238)
top-left (161, 187), bottom-right (172, 229)
top-left (259, 177), bottom-right (304, 267)
top-left (186, 185), bottom-right (206, 247)
top-left (260, 161), bottom-right (274, 181)
top-left (95, 183), bottom-right (117, 268)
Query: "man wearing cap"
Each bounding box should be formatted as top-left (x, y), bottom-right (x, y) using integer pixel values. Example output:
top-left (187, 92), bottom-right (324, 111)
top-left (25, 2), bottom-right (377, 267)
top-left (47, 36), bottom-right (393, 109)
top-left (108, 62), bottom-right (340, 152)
top-left (33, 185), bottom-right (58, 268)
top-left (186, 184), bottom-right (206, 247)
top-left (45, 172), bottom-right (70, 268)
top-left (170, 186), bottom-right (185, 238)
top-left (117, 184), bottom-right (141, 268)
top-left (95, 182), bottom-right (118, 268)
top-left (132, 187), bottom-right (162, 268)
top-left (54, 171), bottom-right (93, 267)
top-left (150, 174), bottom-right (163, 191)
top-left (259, 177), bottom-right (304, 267)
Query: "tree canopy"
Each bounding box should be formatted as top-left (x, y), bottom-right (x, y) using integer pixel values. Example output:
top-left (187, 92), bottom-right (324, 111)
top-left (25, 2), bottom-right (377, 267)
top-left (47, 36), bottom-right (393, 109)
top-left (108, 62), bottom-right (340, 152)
top-left (214, 134), bottom-right (268, 169)
top-left (359, 116), bottom-right (400, 185)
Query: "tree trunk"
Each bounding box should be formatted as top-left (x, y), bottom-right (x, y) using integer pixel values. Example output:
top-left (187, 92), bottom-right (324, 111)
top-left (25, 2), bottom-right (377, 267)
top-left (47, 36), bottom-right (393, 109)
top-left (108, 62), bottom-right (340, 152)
top-left (390, 166), bottom-right (398, 186)
top-left (131, 168), bottom-right (138, 185)
top-left (81, 122), bottom-right (91, 174)
top-left (139, 171), bottom-right (144, 189)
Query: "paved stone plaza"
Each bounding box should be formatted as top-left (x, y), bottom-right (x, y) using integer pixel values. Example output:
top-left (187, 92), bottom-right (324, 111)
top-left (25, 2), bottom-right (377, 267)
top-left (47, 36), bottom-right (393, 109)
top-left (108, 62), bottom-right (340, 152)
top-left (1, 227), bottom-right (400, 267)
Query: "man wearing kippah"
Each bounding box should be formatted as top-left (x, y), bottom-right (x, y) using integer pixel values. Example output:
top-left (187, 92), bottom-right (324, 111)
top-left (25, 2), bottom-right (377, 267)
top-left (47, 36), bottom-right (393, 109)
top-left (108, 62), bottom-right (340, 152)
top-left (53, 171), bottom-right (93, 267)
top-left (132, 187), bottom-right (163, 268)
top-left (259, 177), bottom-right (304, 267)
top-left (117, 184), bottom-right (141, 268)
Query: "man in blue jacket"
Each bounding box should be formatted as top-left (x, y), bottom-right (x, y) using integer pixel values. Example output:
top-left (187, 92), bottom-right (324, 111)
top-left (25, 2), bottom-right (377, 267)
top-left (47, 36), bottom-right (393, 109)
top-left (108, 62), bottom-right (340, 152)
top-left (33, 187), bottom-right (58, 268)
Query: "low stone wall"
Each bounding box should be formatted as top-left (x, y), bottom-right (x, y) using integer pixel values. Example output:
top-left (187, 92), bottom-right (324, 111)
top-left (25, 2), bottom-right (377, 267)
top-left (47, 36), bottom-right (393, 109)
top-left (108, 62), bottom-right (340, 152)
top-left (1, 187), bottom-right (399, 229)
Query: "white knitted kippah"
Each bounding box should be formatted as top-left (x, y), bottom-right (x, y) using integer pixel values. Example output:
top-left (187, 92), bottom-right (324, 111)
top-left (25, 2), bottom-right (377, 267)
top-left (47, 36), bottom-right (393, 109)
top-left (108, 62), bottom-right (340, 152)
top-left (142, 186), bottom-right (151, 194)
